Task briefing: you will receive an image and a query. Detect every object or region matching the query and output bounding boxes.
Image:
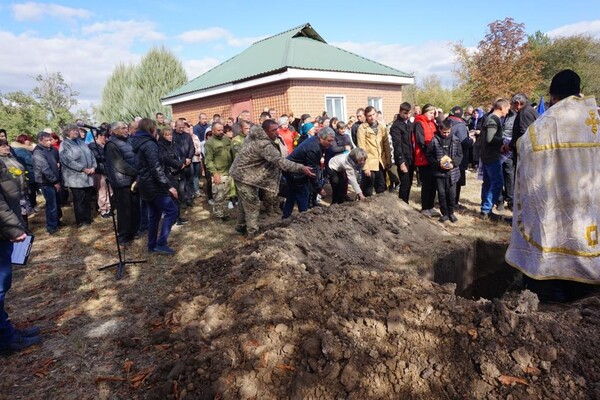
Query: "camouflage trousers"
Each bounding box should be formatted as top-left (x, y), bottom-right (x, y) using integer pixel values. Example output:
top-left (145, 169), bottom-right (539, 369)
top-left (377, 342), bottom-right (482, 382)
top-left (261, 189), bottom-right (281, 214)
top-left (235, 180), bottom-right (261, 235)
top-left (212, 175), bottom-right (231, 218)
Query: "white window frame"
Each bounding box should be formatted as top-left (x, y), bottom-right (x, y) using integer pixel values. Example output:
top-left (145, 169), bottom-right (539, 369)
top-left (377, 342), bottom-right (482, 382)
top-left (368, 97), bottom-right (383, 112)
top-left (324, 95), bottom-right (347, 122)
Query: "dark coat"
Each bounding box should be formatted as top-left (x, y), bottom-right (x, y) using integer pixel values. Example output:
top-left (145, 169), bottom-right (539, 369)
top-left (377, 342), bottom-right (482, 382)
top-left (510, 103), bottom-right (538, 156)
top-left (389, 116), bottom-right (414, 167)
top-left (88, 142), bottom-right (106, 175)
top-left (447, 116), bottom-right (472, 170)
top-left (158, 137), bottom-right (184, 185)
top-left (130, 132), bottom-right (173, 201)
top-left (172, 130), bottom-right (195, 160)
top-left (426, 133), bottom-right (462, 183)
top-left (32, 145), bottom-right (60, 186)
top-left (286, 135), bottom-right (323, 187)
top-left (0, 160), bottom-right (26, 238)
top-left (104, 135), bottom-right (137, 188)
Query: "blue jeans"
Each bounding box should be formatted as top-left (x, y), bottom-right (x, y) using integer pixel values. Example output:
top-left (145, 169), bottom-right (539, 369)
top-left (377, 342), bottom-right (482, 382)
top-left (146, 195), bottom-right (179, 250)
top-left (0, 241), bottom-right (15, 343)
top-left (480, 160), bottom-right (504, 213)
top-left (282, 182), bottom-right (310, 219)
top-left (41, 185), bottom-right (61, 232)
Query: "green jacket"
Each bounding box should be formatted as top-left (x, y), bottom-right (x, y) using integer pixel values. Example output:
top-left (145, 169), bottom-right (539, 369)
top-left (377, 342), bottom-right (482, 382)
top-left (231, 133), bottom-right (247, 159)
top-left (205, 136), bottom-right (233, 175)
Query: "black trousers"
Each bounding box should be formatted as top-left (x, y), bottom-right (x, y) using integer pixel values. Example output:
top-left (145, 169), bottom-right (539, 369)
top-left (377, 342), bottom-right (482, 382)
top-left (203, 164), bottom-right (213, 200)
top-left (418, 165), bottom-right (437, 210)
top-left (329, 170), bottom-right (348, 204)
top-left (183, 165), bottom-right (194, 204)
top-left (71, 187), bottom-right (93, 226)
top-left (113, 186), bottom-right (140, 242)
top-left (360, 165), bottom-right (386, 197)
top-left (435, 176), bottom-right (456, 216)
top-left (398, 165), bottom-right (414, 203)
top-left (498, 157), bottom-right (514, 207)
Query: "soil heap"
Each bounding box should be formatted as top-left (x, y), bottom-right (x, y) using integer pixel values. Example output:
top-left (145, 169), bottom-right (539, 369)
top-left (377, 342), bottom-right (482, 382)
top-left (143, 195), bottom-right (600, 400)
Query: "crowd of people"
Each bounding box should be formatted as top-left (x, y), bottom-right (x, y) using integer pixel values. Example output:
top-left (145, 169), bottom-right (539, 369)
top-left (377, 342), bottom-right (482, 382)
top-left (1, 69), bottom-right (598, 354)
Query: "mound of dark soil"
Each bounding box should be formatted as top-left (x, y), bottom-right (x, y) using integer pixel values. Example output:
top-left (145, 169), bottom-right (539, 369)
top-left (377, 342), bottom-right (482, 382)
top-left (143, 195), bottom-right (600, 399)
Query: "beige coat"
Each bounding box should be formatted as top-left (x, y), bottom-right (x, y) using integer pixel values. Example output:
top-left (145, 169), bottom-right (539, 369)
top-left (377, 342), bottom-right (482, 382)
top-left (356, 122), bottom-right (392, 172)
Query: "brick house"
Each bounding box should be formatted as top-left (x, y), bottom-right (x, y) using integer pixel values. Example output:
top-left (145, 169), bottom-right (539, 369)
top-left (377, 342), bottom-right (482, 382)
top-left (162, 23), bottom-right (414, 124)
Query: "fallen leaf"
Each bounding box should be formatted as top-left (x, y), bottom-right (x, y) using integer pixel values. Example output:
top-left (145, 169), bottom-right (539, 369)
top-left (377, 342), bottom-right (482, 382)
top-left (467, 328), bottom-right (478, 340)
top-left (95, 376), bottom-right (127, 384)
top-left (498, 375), bottom-right (529, 386)
top-left (276, 364), bottom-right (296, 372)
top-left (34, 359), bottom-right (56, 377)
top-left (523, 366), bottom-right (541, 376)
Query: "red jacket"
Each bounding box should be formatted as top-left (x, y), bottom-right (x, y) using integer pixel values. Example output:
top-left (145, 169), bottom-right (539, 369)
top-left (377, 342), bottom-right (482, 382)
top-left (413, 114), bottom-right (437, 166)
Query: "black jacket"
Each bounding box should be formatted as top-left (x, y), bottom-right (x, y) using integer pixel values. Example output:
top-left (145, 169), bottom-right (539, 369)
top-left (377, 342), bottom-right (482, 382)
top-left (286, 135), bottom-right (323, 187)
top-left (158, 137), bottom-right (184, 185)
top-left (446, 116), bottom-right (472, 170)
top-left (426, 133), bottom-right (462, 182)
top-left (389, 117), bottom-right (414, 167)
top-left (32, 145), bottom-right (60, 186)
top-left (510, 103), bottom-right (538, 156)
top-left (104, 135), bottom-right (137, 188)
top-left (172, 131), bottom-right (195, 161)
top-left (130, 132), bottom-right (173, 201)
top-left (88, 142), bottom-right (106, 175)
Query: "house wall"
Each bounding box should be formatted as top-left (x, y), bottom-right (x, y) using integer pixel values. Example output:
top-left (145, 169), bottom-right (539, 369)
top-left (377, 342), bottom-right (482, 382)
top-left (172, 79), bottom-right (405, 125)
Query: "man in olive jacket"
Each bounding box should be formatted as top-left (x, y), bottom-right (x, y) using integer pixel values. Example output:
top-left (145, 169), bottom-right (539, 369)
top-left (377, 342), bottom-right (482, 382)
top-left (230, 120), bottom-right (314, 236)
top-left (204, 122), bottom-right (233, 220)
top-left (0, 161), bottom-right (41, 354)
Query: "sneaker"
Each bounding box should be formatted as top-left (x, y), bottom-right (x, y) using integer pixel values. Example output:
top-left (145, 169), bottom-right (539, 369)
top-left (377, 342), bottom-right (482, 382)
top-left (496, 203), bottom-right (505, 211)
top-left (176, 218), bottom-right (189, 226)
top-left (15, 326), bottom-right (41, 337)
top-left (0, 334), bottom-right (41, 354)
top-left (479, 211), bottom-right (501, 221)
top-left (101, 212), bottom-right (112, 219)
top-left (439, 215), bottom-right (450, 223)
top-left (449, 214), bottom-right (458, 223)
top-left (421, 209), bottom-right (434, 217)
top-left (150, 245), bottom-right (176, 255)
top-left (228, 201), bottom-right (234, 210)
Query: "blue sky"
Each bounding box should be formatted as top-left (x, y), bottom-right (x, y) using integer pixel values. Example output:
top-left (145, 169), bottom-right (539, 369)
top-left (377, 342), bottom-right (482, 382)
top-left (1, 1), bottom-right (599, 111)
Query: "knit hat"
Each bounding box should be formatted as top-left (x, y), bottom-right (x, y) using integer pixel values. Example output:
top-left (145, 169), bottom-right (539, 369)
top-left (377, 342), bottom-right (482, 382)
top-left (549, 69), bottom-right (581, 97)
top-left (300, 123), bottom-right (314, 136)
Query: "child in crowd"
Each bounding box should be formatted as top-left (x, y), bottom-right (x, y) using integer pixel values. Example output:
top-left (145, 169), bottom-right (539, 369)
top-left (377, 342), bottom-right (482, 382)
top-left (426, 120), bottom-right (463, 223)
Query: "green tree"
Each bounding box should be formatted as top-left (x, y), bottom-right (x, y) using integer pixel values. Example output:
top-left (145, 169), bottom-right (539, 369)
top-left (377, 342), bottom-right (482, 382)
top-left (402, 75), bottom-right (469, 112)
top-left (531, 35), bottom-right (600, 98)
top-left (0, 91), bottom-right (48, 139)
top-left (32, 71), bottom-right (78, 128)
top-left (96, 46), bottom-right (188, 122)
top-left (454, 18), bottom-right (542, 105)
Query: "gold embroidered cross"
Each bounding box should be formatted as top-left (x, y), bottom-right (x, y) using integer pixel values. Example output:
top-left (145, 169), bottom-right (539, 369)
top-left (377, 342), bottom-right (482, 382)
top-left (586, 225), bottom-right (598, 247)
top-left (586, 111), bottom-right (599, 134)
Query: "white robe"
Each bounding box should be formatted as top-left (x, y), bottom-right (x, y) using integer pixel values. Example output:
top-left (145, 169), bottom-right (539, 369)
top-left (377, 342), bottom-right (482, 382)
top-left (505, 95), bottom-right (600, 283)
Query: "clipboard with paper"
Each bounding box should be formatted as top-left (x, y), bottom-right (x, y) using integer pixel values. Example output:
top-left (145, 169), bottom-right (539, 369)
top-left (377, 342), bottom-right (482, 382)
top-left (11, 235), bottom-right (34, 265)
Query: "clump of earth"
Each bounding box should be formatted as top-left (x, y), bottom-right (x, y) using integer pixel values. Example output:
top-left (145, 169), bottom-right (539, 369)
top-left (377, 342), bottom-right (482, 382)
top-left (141, 195), bottom-right (600, 399)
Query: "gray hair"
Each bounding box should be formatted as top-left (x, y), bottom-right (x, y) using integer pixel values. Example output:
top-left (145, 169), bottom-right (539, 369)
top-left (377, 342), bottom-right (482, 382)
top-left (511, 93), bottom-right (528, 105)
top-left (62, 124), bottom-right (79, 138)
top-left (317, 127), bottom-right (335, 140)
top-left (278, 116), bottom-right (288, 126)
top-left (349, 147), bottom-right (367, 163)
top-left (111, 121), bottom-right (127, 131)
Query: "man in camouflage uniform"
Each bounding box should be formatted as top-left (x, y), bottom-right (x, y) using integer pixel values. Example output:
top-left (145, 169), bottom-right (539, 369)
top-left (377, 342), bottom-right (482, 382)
top-left (204, 122), bottom-right (233, 220)
top-left (229, 119), bottom-right (314, 237)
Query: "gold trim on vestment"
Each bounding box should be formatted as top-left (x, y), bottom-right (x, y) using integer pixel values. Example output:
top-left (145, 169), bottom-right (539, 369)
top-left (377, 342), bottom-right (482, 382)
top-left (504, 257), bottom-right (600, 284)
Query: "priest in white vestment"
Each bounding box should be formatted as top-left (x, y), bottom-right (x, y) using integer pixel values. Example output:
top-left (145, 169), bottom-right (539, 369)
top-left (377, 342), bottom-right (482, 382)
top-left (506, 69), bottom-right (600, 300)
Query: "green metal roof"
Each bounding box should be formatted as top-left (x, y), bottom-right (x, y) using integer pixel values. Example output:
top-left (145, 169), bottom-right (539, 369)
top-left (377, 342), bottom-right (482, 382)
top-left (164, 23), bottom-right (413, 100)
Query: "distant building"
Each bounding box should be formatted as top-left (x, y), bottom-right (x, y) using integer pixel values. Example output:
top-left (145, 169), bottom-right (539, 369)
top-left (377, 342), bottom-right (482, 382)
top-left (163, 23), bottom-right (414, 123)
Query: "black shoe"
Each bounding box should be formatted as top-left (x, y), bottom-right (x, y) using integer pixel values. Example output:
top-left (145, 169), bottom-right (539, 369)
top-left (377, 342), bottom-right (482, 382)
top-left (149, 245), bottom-right (176, 255)
top-left (439, 215), bottom-right (450, 223)
top-left (15, 326), bottom-right (41, 337)
top-left (449, 214), bottom-right (458, 223)
top-left (0, 334), bottom-right (41, 354)
top-left (235, 226), bottom-right (247, 234)
top-left (176, 218), bottom-right (189, 226)
top-left (221, 215), bottom-right (230, 222)
top-left (480, 211), bottom-right (501, 221)
top-left (496, 203), bottom-right (505, 211)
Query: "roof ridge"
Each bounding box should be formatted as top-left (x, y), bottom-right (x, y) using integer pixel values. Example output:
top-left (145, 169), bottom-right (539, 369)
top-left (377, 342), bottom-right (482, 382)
top-left (327, 42), bottom-right (414, 77)
top-left (252, 22), bottom-right (311, 46)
